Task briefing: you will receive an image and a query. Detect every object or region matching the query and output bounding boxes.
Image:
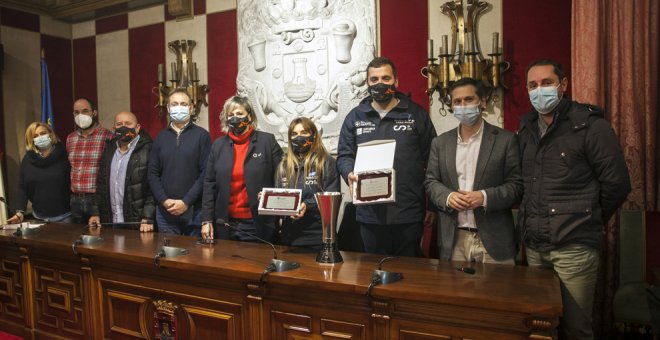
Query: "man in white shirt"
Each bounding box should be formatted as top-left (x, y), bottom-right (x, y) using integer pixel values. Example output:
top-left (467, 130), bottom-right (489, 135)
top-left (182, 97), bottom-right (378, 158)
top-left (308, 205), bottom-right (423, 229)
top-left (425, 78), bottom-right (523, 263)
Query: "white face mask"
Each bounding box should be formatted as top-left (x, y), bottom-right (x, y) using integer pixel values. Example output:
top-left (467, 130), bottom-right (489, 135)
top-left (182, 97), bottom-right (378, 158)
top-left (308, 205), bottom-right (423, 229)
top-left (75, 113), bottom-right (94, 129)
top-left (528, 84), bottom-right (561, 114)
top-left (452, 104), bottom-right (482, 126)
top-left (169, 105), bottom-right (190, 123)
top-left (33, 134), bottom-right (52, 150)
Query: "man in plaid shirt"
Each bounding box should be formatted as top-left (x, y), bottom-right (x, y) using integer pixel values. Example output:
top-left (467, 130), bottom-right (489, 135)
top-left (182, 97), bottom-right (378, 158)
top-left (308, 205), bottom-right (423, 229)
top-left (66, 98), bottom-right (113, 224)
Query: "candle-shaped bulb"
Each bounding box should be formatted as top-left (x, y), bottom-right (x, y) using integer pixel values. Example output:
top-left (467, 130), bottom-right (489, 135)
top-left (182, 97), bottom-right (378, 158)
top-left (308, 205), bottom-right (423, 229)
top-left (158, 64), bottom-right (164, 83)
top-left (171, 62), bottom-right (177, 81)
top-left (492, 32), bottom-right (499, 54)
top-left (442, 35), bottom-right (448, 55)
top-left (428, 39), bottom-right (434, 59)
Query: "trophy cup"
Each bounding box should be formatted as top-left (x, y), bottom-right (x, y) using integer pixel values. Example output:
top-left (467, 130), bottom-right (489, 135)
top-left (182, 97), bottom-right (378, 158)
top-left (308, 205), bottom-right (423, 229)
top-left (315, 192), bottom-right (343, 264)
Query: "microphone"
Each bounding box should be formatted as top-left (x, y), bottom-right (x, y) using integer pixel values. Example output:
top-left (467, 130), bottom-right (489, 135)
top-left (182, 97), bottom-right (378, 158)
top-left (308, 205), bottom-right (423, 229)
top-left (216, 219), bottom-right (299, 282)
top-left (216, 219), bottom-right (278, 259)
top-left (366, 256), bottom-right (403, 297)
top-left (455, 266), bottom-right (476, 274)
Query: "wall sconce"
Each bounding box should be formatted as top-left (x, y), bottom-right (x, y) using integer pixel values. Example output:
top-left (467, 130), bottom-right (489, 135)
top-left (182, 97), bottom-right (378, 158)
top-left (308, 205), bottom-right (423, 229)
top-left (155, 40), bottom-right (209, 119)
top-left (422, 0), bottom-right (510, 115)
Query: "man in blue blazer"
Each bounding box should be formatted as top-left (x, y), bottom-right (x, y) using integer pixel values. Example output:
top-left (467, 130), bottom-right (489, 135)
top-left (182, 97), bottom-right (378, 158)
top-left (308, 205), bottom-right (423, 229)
top-left (425, 78), bottom-right (523, 263)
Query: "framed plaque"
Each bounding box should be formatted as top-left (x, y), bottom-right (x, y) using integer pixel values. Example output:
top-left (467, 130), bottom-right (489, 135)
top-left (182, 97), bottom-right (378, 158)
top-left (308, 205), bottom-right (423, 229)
top-left (352, 139), bottom-right (396, 205)
top-left (258, 188), bottom-right (303, 216)
top-left (356, 171), bottom-right (393, 201)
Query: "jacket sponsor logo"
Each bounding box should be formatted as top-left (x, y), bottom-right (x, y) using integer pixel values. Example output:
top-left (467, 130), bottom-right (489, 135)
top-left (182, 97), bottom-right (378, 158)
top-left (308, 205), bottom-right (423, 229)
top-left (393, 119), bottom-right (414, 132)
top-left (356, 127), bottom-right (375, 135)
top-left (354, 120), bottom-right (375, 128)
top-left (305, 171), bottom-right (318, 185)
top-left (393, 124), bottom-right (412, 131)
top-left (253, 153), bottom-right (262, 158)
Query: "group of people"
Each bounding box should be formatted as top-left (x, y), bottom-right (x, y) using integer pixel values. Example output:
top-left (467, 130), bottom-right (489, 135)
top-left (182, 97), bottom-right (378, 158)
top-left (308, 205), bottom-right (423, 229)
top-left (8, 56), bottom-right (631, 339)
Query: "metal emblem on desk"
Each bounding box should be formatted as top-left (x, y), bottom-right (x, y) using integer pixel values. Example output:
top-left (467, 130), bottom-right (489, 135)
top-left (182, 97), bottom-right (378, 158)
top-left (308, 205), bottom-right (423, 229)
top-left (153, 300), bottom-right (178, 340)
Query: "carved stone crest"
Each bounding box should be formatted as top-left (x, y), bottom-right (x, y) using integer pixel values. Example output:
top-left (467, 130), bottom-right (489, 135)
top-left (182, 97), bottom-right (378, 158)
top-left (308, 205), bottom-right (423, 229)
top-left (237, 0), bottom-right (377, 152)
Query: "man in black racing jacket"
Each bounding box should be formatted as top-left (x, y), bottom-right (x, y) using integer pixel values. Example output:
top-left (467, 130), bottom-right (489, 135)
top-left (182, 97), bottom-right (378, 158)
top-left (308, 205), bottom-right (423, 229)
top-left (337, 56), bottom-right (437, 257)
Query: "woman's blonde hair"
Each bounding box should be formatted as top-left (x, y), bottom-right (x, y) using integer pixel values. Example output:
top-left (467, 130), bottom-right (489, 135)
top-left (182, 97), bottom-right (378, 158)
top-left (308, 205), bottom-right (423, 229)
top-left (278, 117), bottom-right (329, 189)
top-left (25, 122), bottom-right (58, 152)
top-left (221, 96), bottom-right (258, 133)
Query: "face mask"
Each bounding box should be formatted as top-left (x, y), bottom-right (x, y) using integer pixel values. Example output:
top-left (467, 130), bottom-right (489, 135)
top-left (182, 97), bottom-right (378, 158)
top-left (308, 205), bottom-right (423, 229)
top-left (291, 135), bottom-right (314, 154)
top-left (169, 105), bottom-right (190, 123)
top-left (227, 116), bottom-right (250, 134)
top-left (368, 83), bottom-right (396, 103)
top-left (75, 113), bottom-right (93, 129)
top-left (452, 104), bottom-right (482, 126)
top-left (114, 126), bottom-right (137, 143)
top-left (33, 135), bottom-right (52, 150)
top-left (528, 84), bottom-right (561, 114)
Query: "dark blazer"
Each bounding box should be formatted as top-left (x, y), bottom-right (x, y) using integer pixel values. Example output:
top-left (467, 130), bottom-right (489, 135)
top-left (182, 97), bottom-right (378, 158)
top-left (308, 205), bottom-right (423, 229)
top-left (92, 131), bottom-right (155, 224)
top-left (425, 121), bottom-right (523, 261)
top-left (202, 130), bottom-right (283, 241)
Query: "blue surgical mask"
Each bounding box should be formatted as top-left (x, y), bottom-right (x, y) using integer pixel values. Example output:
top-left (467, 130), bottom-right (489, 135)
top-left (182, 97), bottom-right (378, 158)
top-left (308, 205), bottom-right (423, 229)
top-left (169, 105), bottom-right (190, 123)
top-left (33, 134), bottom-right (52, 150)
top-left (528, 85), bottom-right (561, 114)
top-left (452, 104), bottom-right (482, 126)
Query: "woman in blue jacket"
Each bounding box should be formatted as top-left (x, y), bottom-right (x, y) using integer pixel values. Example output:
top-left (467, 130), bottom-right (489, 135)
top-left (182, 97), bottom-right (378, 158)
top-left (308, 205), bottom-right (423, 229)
top-left (201, 96), bottom-right (282, 242)
top-left (275, 117), bottom-right (339, 249)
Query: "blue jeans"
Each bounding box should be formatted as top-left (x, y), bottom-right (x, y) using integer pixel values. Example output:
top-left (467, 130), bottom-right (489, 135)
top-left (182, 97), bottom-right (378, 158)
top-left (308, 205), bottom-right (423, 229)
top-left (155, 206), bottom-right (202, 236)
top-left (70, 195), bottom-right (96, 224)
top-left (360, 222), bottom-right (423, 257)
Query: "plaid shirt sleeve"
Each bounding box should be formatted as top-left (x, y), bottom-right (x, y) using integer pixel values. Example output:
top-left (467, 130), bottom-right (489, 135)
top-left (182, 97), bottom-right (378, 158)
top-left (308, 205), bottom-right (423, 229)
top-left (68, 126), bottom-right (114, 194)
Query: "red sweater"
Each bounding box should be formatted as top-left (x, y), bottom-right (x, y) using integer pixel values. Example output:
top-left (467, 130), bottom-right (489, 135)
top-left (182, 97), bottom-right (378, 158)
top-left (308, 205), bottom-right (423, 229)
top-left (228, 128), bottom-right (253, 219)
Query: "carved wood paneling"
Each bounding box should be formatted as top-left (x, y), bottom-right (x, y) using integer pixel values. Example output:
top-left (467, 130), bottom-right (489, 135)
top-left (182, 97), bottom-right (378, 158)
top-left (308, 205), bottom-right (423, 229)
top-left (0, 259), bottom-right (24, 328)
top-left (32, 265), bottom-right (85, 338)
top-left (268, 308), bottom-right (367, 340)
top-left (99, 278), bottom-right (244, 340)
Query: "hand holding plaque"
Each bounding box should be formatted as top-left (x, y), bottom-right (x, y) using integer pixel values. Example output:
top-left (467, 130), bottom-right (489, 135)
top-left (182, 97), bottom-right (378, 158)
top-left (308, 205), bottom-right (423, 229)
top-left (352, 140), bottom-right (397, 205)
top-left (258, 188), bottom-right (303, 216)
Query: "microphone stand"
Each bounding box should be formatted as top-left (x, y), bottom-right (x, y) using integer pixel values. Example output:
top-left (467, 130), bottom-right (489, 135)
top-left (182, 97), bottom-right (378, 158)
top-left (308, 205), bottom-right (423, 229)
top-left (216, 219), bottom-right (299, 283)
top-left (366, 256), bottom-right (403, 297)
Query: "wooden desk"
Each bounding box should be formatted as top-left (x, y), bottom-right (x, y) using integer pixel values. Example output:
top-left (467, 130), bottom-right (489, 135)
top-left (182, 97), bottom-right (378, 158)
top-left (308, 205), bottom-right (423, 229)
top-left (0, 223), bottom-right (561, 339)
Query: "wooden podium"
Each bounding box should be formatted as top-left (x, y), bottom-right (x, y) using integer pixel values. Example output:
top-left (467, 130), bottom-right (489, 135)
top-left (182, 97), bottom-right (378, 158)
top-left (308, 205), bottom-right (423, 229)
top-left (0, 223), bottom-right (561, 339)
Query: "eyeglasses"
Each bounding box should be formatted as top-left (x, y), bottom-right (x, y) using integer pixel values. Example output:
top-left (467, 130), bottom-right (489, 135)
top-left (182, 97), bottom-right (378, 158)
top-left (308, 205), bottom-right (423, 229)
top-left (73, 109), bottom-right (92, 115)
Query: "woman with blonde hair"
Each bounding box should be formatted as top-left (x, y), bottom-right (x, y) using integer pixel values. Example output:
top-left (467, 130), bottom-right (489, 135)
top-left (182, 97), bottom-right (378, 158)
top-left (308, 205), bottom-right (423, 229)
top-left (275, 117), bottom-right (339, 249)
top-left (201, 96), bottom-right (282, 242)
top-left (7, 122), bottom-right (71, 223)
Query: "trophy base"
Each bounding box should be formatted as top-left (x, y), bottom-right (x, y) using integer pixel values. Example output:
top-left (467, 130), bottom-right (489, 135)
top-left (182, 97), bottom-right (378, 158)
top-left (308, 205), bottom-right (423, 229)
top-left (316, 243), bottom-right (343, 264)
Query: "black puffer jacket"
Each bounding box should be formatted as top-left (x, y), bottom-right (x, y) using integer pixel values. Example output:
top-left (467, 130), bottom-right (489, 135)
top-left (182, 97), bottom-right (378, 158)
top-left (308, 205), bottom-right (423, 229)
top-left (92, 131), bottom-right (155, 223)
top-left (517, 97), bottom-right (631, 251)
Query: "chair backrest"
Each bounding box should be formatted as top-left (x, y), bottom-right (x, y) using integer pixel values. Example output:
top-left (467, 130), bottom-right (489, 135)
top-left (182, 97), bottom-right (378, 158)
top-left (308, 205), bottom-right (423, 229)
top-left (619, 210), bottom-right (646, 285)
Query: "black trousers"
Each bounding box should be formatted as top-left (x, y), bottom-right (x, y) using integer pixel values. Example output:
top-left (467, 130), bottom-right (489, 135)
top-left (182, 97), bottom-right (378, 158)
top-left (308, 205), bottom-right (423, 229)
top-left (359, 222), bottom-right (423, 257)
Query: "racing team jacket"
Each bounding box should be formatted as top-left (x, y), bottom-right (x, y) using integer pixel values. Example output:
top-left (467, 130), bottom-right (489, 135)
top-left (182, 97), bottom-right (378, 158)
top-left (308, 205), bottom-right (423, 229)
top-left (337, 92), bottom-right (437, 225)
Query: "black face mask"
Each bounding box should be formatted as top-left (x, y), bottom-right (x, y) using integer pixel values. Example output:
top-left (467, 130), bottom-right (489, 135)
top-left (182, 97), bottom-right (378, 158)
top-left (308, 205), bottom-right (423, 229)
top-left (368, 83), bottom-right (396, 103)
top-left (227, 116), bottom-right (250, 134)
top-left (115, 126), bottom-right (137, 143)
top-left (291, 135), bottom-right (314, 155)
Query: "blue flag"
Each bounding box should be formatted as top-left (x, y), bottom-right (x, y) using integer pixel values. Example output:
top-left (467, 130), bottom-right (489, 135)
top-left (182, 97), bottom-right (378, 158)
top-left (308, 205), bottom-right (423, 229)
top-left (40, 58), bottom-right (54, 130)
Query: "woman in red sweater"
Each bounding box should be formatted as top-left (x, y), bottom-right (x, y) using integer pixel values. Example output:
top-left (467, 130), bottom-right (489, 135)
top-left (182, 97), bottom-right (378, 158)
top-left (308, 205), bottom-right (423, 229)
top-left (201, 96), bottom-right (282, 242)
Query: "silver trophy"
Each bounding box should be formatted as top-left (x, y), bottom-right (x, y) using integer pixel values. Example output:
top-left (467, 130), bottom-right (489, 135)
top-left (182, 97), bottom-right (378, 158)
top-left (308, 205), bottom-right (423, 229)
top-left (315, 192), bottom-right (343, 264)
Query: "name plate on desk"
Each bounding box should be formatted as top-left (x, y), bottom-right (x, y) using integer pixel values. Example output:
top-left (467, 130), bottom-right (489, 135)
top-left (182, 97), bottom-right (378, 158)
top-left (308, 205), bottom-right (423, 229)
top-left (259, 188), bottom-right (302, 216)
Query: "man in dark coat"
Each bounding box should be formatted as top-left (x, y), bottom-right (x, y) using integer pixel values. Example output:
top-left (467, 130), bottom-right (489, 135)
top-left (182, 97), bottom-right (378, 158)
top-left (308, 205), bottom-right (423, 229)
top-left (89, 111), bottom-right (155, 232)
top-left (518, 59), bottom-right (631, 340)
